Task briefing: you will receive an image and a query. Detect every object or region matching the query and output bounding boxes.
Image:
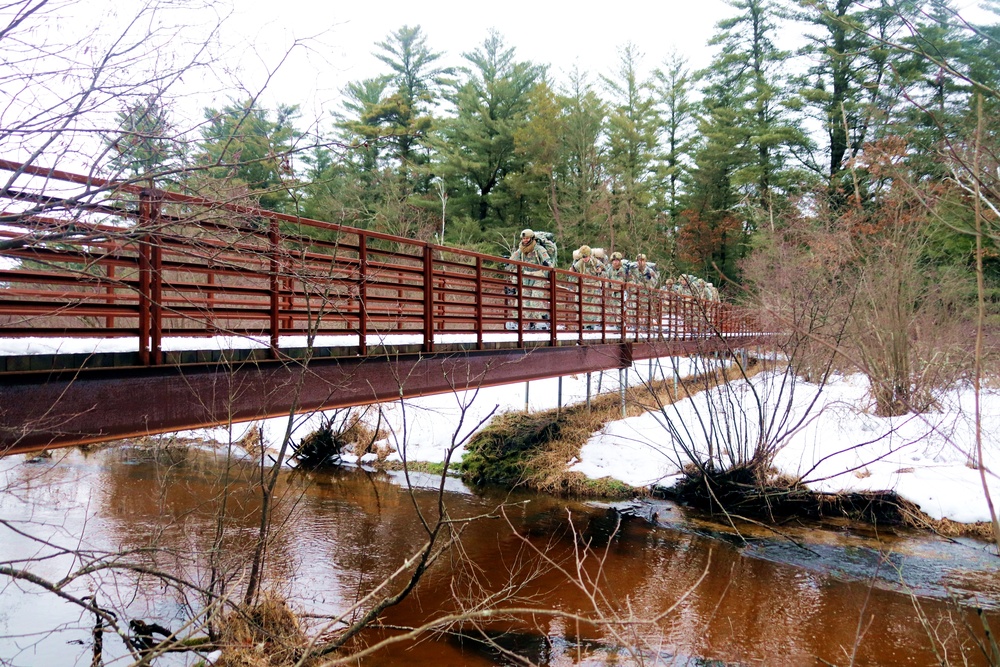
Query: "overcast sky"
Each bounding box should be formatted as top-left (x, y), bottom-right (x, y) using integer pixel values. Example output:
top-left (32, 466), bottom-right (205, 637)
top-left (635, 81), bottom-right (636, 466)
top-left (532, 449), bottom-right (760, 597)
top-left (212, 0), bottom-right (733, 130)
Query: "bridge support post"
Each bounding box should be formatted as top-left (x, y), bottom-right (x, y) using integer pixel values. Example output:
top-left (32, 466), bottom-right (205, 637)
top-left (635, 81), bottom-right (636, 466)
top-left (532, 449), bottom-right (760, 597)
top-left (586, 372), bottom-right (592, 412)
top-left (619, 368), bottom-right (626, 418)
top-left (524, 381), bottom-right (530, 412)
top-left (557, 376), bottom-right (563, 417)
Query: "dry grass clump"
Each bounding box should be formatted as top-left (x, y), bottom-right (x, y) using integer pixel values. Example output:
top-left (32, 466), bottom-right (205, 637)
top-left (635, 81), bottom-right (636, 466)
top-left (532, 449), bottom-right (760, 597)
top-left (213, 594), bottom-right (314, 667)
top-left (237, 424), bottom-right (264, 458)
top-left (292, 411), bottom-right (389, 468)
top-left (903, 513), bottom-right (998, 539)
top-left (339, 413), bottom-right (388, 453)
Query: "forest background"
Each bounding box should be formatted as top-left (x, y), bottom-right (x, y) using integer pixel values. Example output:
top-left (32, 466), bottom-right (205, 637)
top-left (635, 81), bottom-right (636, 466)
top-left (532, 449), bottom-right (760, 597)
top-left (21, 0), bottom-right (992, 295)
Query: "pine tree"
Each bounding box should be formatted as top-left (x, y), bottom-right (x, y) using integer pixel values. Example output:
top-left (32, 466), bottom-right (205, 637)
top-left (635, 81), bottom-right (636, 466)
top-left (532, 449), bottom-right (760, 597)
top-left (652, 52), bottom-right (697, 228)
top-left (510, 80), bottom-right (564, 243)
top-left (435, 30), bottom-right (544, 241)
top-left (554, 68), bottom-right (608, 254)
top-left (794, 0), bottom-right (920, 201)
top-left (105, 94), bottom-right (180, 187)
top-left (198, 100), bottom-right (300, 213)
top-left (370, 25), bottom-right (450, 176)
top-left (602, 44), bottom-right (660, 257)
top-left (678, 0), bottom-right (807, 282)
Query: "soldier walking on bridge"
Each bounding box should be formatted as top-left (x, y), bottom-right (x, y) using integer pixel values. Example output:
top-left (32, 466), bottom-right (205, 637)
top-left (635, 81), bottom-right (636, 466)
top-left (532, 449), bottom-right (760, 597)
top-left (628, 253), bottom-right (658, 288)
top-left (508, 229), bottom-right (552, 328)
top-left (572, 245), bottom-right (606, 330)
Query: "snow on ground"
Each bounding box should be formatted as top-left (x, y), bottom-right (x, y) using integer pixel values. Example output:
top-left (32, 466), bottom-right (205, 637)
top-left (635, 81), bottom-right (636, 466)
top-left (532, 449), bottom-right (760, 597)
top-left (182, 350), bottom-right (1000, 524)
top-left (570, 370), bottom-right (1000, 524)
top-left (182, 355), bottom-right (706, 465)
top-left (5, 330), bottom-right (997, 524)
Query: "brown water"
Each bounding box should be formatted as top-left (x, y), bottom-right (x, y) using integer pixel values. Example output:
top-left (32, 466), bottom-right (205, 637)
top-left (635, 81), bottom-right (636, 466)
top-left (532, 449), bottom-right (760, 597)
top-left (1, 446), bottom-right (999, 666)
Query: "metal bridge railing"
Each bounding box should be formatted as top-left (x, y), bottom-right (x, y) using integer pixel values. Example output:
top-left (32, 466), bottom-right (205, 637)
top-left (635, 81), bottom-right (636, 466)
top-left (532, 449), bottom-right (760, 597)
top-left (0, 160), bottom-right (759, 366)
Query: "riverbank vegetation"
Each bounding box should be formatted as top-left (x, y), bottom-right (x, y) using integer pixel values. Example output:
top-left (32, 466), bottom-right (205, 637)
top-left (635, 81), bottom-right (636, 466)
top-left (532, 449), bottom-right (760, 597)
top-left (459, 358), bottom-right (763, 496)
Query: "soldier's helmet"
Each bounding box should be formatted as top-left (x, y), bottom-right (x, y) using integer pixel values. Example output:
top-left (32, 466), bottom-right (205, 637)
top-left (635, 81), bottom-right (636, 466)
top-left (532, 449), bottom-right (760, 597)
top-left (636, 253), bottom-right (647, 261)
top-left (611, 252), bottom-right (622, 261)
top-left (579, 245), bottom-right (592, 257)
top-left (520, 229), bottom-right (535, 240)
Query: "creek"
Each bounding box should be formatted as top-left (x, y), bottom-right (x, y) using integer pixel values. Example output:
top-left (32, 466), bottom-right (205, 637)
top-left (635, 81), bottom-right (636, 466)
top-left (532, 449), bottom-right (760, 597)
top-left (1, 445), bottom-right (998, 666)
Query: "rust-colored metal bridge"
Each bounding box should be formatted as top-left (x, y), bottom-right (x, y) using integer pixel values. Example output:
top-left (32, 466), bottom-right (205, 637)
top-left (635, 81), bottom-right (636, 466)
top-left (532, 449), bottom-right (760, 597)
top-left (0, 161), bottom-right (764, 455)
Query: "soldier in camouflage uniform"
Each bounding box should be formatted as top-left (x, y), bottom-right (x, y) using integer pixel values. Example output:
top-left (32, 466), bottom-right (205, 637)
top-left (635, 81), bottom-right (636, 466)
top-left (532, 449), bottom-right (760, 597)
top-left (572, 245), bottom-right (606, 330)
top-left (605, 252), bottom-right (628, 283)
top-left (628, 254), bottom-right (658, 288)
top-left (605, 251), bottom-right (628, 326)
top-left (508, 229), bottom-right (552, 328)
top-left (627, 254), bottom-right (658, 334)
top-left (675, 274), bottom-right (720, 302)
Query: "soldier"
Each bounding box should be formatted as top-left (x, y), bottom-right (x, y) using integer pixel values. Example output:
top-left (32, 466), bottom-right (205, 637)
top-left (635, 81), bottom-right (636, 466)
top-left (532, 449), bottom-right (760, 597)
top-left (571, 245), bottom-right (605, 276)
top-left (605, 251), bottom-right (628, 283)
top-left (629, 253), bottom-right (658, 288)
top-left (675, 273), bottom-right (720, 302)
top-left (604, 251), bottom-right (628, 326)
top-left (508, 229), bottom-right (552, 329)
top-left (510, 228), bottom-right (552, 268)
top-left (571, 245), bottom-right (606, 330)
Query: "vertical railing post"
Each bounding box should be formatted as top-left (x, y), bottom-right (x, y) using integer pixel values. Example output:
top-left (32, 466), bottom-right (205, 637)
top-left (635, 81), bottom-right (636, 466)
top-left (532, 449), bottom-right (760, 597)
top-left (358, 234), bottom-right (368, 356)
top-left (268, 218), bottom-right (280, 359)
top-left (138, 189), bottom-right (162, 365)
top-left (656, 293), bottom-right (664, 341)
top-left (137, 230), bottom-right (150, 366)
top-left (601, 278), bottom-right (611, 343)
top-left (150, 221), bottom-right (163, 365)
top-left (646, 288), bottom-right (653, 341)
top-left (671, 294), bottom-right (678, 340)
top-left (476, 256), bottom-right (484, 351)
top-left (517, 265), bottom-right (524, 347)
top-left (423, 244), bottom-right (435, 354)
top-left (548, 268), bottom-right (557, 345)
top-left (104, 264), bottom-right (115, 330)
top-left (206, 272), bottom-right (217, 331)
top-left (620, 286), bottom-right (627, 342)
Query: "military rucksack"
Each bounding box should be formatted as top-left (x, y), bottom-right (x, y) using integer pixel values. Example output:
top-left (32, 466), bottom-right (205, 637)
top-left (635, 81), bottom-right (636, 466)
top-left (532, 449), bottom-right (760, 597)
top-left (534, 231), bottom-right (558, 267)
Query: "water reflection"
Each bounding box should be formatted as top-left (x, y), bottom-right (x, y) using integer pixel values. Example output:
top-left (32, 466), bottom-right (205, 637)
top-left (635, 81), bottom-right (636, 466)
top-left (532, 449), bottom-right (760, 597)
top-left (1, 447), bottom-right (998, 666)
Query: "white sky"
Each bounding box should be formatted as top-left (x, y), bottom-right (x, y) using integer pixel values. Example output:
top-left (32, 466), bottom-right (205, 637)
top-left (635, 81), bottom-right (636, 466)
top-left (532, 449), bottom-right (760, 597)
top-left (212, 0), bottom-right (732, 131)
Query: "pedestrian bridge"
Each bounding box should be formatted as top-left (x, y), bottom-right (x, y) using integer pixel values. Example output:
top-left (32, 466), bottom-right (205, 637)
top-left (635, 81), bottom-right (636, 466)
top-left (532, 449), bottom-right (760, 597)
top-left (0, 160), bottom-right (766, 455)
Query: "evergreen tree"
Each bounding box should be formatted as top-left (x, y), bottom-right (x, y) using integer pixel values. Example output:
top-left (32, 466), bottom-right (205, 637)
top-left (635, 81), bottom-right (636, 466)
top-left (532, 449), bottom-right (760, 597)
top-left (895, 0), bottom-right (998, 175)
top-left (510, 80), bottom-right (564, 243)
top-left (678, 0), bottom-right (807, 283)
top-left (197, 100), bottom-right (299, 213)
top-left (554, 68), bottom-right (609, 255)
top-left (370, 25), bottom-right (450, 175)
top-left (602, 44), bottom-right (660, 257)
top-left (435, 30), bottom-right (544, 242)
top-left (652, 52), bottom-right (697, 228)
top-left (105, 94), bottom-right (180, 187)
top-left (794, 0), bottom-right (920, 201)
top-left (337, 76), bottom-right (393, 179)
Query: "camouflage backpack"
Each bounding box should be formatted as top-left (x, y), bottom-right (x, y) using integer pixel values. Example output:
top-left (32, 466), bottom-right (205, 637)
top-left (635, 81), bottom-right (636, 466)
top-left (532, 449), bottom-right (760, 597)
top-left (534, 231), bottom-right (558, 267)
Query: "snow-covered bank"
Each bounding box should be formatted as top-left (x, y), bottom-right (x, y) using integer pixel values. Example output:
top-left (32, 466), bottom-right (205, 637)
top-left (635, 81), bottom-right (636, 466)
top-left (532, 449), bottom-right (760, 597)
top-left (181, 353), bottom-right (1000, 525)
top-left (571, 372), bottom-right (1000, 524)
top-left (7, 327), bottom-right (976, 524)
top-left (185, 355), bottom-right (707, 464)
